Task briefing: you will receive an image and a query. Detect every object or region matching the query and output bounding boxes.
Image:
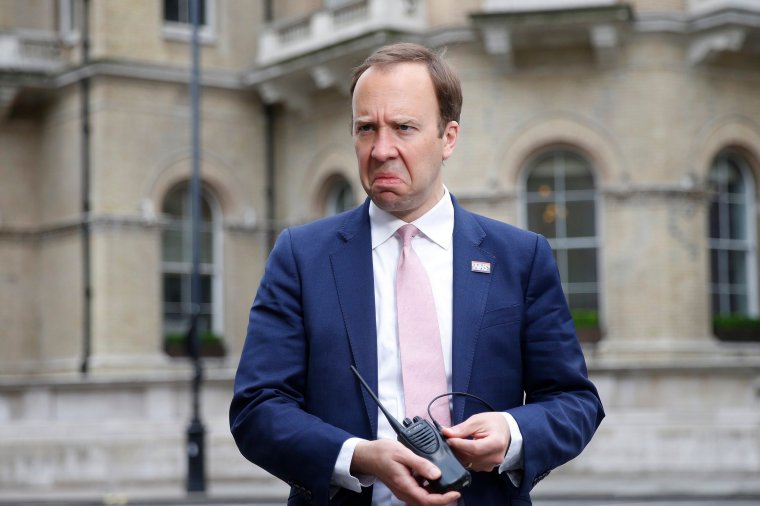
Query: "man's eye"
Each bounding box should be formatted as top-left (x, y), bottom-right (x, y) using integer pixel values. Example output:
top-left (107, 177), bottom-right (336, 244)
top-left (398, 124), bottom-right (411, 131)
top-left (356, 124), bottom-right (373, 133)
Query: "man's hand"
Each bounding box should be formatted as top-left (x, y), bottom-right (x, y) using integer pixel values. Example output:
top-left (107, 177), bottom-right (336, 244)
top-left (441, 412), bottom-right (511, 472)
top-left (351, 439), bottom-right (461, 506)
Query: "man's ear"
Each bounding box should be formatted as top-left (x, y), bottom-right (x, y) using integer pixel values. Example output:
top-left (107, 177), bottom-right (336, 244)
top-left (442, 121), bottom-right (459, 161)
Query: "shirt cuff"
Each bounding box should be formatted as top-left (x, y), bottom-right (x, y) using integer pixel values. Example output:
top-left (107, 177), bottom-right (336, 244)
top-left (498, 412), bottom-right (524, 486)
top-left (331, 437), bottom-right (376, 494)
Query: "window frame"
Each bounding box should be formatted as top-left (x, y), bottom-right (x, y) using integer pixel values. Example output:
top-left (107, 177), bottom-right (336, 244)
top-left (520, 149), bottom-right (602, 314)
top-left (323, 175), bottom-right (356, 216)
top-left (708, 151), bottom-right (758, 317)
top-left (160, 182), bottom-right (224, 346)
top-left (162, 0), bottom-right (217, 44)
top-left (58, 0), bottom-right (82, 45)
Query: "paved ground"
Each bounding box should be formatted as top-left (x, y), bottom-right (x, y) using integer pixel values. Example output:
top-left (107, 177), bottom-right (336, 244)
top-left (4, 499), bottom-right (760, 506)
top-left (534, 501), bottom-right (760, 506)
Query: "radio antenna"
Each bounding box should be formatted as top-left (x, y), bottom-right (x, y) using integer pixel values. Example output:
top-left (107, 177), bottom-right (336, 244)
top-left (350, 365), bottom-right (406, 434)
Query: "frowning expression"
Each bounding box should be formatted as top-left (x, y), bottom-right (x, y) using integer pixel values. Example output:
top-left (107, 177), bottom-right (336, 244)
top-left (352, 62), bottom-right (458, 222)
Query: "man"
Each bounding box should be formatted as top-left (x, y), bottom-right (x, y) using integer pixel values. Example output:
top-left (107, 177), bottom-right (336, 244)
top-left (230, 43), bottom-right (604, 506)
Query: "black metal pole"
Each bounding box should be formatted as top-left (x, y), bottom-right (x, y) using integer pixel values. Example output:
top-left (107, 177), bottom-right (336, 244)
top-left (263, 1), bottom-right (276, 251)
top-left (186, 0), bottom-right (206, 494)
top-left (79, 0), bottom-right (92, 376)
top-left (264, 104), bottom-right (276, 251)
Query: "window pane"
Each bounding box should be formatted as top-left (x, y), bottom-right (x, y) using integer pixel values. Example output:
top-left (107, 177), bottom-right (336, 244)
top-left (164, 0), bottom-right (180, 22)
top-left (201, 194), bottom-right (212, 220)
top-left (527, 203), bottom-right (557, 238)
top-left (709, 201), bottom-right (722, 239)
top-left (163, 187), bottom-right (184, 217)
top-left (325, 178), bottom-right (356, 215)
top-left (730, 292), bottom-right (748, 315)
top-left (728, 203), bottom-right (747, 240)
top-left (724, 163), bottom-right (744, 195)
top-left (200, 228), bottom-right (213, 263)
top-left (710, 249), bottom-right (721, 287)
top-left (200, 275), bottom-right (212, 304)
top-left (163, 312), bottom-right (186, 335)
top-left (563, 155), bottom-right (594, 191)
top-left (567, 248), bottom-right (597, 284)
top-left (728, 250), bottom-right (747, 285)
top-left (566, 200), bottom-right (595, 237)
top-left (164, 0), bottom-right (206, 25)
top-left (568, 292), bottom-right (598, 311)
top-left (164, 274), bottom-right (183, 304)
top-left (197, 314), bottom-right (212, 334)
top-left (526, 159), bottom-right (554, 194)
top-left (162, 226), bottom-right (185, 263)
top-left (335, 184), bottom-right (355, 214)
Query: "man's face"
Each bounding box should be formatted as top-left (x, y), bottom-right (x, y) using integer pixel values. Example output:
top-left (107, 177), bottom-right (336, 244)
top-left (352, 62), bottom-right (458, 222)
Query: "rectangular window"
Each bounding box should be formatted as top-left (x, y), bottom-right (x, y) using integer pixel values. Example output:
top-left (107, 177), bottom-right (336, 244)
top-left (325, 0), bottom-right (355, 8)
top-left (58, 0), bottom-right (82, 43)
top-left (164, 0), bottom-right (207, 25)
top-left (163, 0), bottom-right (215, 43)
top-left (483, 0), bottom-right (616, 11)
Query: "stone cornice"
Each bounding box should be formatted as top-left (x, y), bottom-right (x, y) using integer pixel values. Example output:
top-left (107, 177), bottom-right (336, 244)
top-left (601, 184), bottom-right (712, 201)
top-left (54, 60), bottom-right (243, 90)
top-left (0, 213), bottom-right (258, 241)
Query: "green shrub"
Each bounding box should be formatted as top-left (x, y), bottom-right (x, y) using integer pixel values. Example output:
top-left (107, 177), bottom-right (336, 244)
top-left (713, 314), bottom-right (760, 330)
top-left (571, 309), bottom-right (599, 329)
top-left (164, 331), bottom-right (224, 345)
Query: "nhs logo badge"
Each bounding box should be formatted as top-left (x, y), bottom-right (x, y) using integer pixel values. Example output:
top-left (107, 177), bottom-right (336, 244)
top-left (471, 261), bottom-right (491, 274)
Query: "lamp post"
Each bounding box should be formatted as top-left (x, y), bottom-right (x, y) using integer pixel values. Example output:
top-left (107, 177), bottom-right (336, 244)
top-left (186, 0), bottom-right (206, 493)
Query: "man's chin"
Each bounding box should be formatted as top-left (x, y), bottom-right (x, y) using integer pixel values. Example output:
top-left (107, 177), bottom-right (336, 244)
top-left (370, 192), bottom-right (407, 213)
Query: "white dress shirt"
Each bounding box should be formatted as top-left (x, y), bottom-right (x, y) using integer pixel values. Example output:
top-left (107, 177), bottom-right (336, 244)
top-left (331, 188), bottom-right (523, 505)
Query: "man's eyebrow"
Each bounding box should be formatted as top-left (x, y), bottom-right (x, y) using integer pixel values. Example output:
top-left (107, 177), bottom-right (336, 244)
top-left (352, 117), bottom-right (374, 125)
top-left (352, 116), bottom-right (421, 126)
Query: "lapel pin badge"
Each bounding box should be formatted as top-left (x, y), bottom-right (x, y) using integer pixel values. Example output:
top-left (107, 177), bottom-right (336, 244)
top-left (471, 261), bottom-right (491, 274)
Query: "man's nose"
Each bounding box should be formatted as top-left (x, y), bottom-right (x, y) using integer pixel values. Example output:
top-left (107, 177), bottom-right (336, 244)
top-left (371, 128), bottom-right (397, 161)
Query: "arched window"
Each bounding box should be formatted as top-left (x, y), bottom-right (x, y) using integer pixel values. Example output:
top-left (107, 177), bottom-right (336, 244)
top-left (524, 150), bottom-right (600, 322)
top-left (709, 152), bottom-right (757, 317)
top-left (323, 175), bottom-right (356, 216)
top-left (161, 182), bottom-right (223, 354)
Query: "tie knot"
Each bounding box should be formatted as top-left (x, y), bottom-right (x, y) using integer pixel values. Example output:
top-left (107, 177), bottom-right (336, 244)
top-left (396, 224), bottom-right (420, 247)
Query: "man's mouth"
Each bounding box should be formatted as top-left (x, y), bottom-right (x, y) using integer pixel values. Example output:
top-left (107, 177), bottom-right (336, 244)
top-left (372, 171), bottom-right (404, 185)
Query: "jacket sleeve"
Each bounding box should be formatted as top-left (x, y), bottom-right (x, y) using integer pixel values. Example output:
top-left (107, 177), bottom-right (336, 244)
top-left (229, 229), bottom-right (353, 505)
top-left (507, 234), bottom-right (605, 495)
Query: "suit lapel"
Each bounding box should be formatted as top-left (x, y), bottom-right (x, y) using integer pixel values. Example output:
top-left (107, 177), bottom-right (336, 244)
top-left (451, 199), bottom-right (495, 423)
top-left (330, 200), bottom-right (379, 437)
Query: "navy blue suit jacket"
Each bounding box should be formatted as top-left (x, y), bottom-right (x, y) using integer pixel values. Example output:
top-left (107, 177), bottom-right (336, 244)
top-left (230, 196), bottom-right (604, 505)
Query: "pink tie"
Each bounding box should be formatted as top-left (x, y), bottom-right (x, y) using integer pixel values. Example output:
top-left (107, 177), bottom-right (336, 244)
top-left (396, 224), bottom-right (451, 428)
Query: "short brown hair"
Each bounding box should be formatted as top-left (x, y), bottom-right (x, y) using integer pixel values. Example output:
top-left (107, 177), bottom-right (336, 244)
top-left (350, 42), bottom-right (462, 136)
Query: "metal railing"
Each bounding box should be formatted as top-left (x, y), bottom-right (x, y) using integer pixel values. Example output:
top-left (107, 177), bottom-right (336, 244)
top-left (257, 0), bottom-right (426, 66)
top-left (0, 30), bottom-right (64, 72)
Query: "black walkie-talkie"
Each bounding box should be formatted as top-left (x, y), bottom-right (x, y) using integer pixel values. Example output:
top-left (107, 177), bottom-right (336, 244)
top-left (350, 365), bottom-right (471, 493)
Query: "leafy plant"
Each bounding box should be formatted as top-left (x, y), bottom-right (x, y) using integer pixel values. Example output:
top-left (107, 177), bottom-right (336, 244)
top-left (713, 314), bottom-right (760, 331)
top-left (571, 309), bottom-right (599, 329)
top-left (164, 331), bottom-right (224, 345)
top-left (163, 331), bottom-right (226, 357)
top-left (713, 314), bottom-right (760, 342)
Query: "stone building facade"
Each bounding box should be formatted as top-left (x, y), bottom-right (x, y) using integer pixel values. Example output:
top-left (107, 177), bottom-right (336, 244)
top-left (0, 0), bottom-right (758, 502)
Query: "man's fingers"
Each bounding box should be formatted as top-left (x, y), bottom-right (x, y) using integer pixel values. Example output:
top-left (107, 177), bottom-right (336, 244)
top-left (353, 439), bottom-right (461, 505)
top-left (442, 412), bottom-right (512, 472)
top-left (402, 452), bottom-right (442, 482)
top-left (399, 482), bottom-right (461, 506)
top-left (441, 420), bottom-right (475, 439)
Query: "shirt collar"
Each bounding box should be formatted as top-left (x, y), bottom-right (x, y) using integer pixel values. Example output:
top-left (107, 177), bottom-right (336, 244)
top-left (369, 186), bottom-right (454, 250)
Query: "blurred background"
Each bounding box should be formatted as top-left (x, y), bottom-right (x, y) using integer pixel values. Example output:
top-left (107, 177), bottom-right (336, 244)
top-left (0, 0), bottom-right (759, 504)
